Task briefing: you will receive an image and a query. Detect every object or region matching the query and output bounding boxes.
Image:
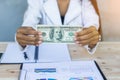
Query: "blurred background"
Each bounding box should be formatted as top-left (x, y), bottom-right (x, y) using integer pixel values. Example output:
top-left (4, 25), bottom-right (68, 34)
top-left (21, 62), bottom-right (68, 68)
top-left (97, 0), bottom-right (120, 41)
top-left (0, 0), bottom-right (120, 41)
top-left (0, 0), bottom-right (27, 41)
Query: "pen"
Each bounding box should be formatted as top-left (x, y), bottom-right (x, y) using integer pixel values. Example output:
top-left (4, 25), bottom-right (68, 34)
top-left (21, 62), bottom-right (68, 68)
top-left (23, 52), bottom-right (29, 60)
top-left (34, 46), bottom-right (39, 63)
top-left (0, 53), bottom-right (3, 59)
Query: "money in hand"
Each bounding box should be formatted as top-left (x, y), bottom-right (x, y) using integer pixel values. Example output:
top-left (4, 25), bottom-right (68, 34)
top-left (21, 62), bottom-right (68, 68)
top-left (37, 25), bottom-right (82, 43)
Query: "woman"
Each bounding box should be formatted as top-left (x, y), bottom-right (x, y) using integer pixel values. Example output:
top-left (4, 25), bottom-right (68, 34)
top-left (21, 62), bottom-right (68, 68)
top-left (16, 0), bottom-right (100, 54)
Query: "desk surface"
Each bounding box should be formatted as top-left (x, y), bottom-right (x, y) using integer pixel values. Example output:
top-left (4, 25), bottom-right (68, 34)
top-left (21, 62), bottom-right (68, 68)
top-left (0, 42), bottom-right (120, 80)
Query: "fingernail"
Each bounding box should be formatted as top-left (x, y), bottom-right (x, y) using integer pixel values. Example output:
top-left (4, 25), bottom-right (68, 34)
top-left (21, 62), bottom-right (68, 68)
top-left (40, 35), bottom-right (43, 38)
top-left (35, 41), bottom-right (42, 46)
top-left (79, 44), bottom-right (82, 46)
top-left (39, 38), bottom-right (43, 41)
top-left (35, 44), bottom-right (39, 46)
top-left (76, 41), bottom-right (80, 44)
top-left (38, 32), bottom-right (42, 35)
top-left (38, 41), bottom-right (42, 44)
top-left (74, 38), bottom-right (77, 41)
top-left (38, 35), bottom-right (42, 38)
top-left (39, 37), bottom-right (41, 39)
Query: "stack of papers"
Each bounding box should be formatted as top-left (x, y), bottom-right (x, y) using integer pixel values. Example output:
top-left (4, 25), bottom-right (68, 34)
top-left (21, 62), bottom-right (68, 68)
top-left (0, 43), bottom-right (71, 63)
top-left (20, 61), bottom-right (106, 80)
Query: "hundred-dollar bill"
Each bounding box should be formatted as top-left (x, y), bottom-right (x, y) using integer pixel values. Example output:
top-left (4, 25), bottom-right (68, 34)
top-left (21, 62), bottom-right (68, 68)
top-left (37, 25), bottom-right (82, 43)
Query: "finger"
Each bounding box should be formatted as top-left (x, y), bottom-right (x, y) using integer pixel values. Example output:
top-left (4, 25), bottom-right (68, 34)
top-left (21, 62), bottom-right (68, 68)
top-left (75, 30), bottom-right (98, 41)
top-left (18, 33), bottom-right (43, 43)
top-left (75, 32), bottom-right (93, 41)
top-left (76, 34), bottom-right (99, 46)
top-left (17, 27), bottom-right (39, 35)
top-left (18, 39), bottom-right (37, 46)
top-left (34, 34), bottom-right (43, 44)
top-left (16, 33), bottom-right (36, 42)
top-left (77, 39), bottom-right (90, 46)
top-left (18, 36), bottom-right (43, 46)
top-left (89, 35), bottom-right (99, 45)
top-left (80, 35), bottom-right (99, 46)
top-left (75, 26), bottom-right (96, 36)
top-left (88, 38), bottom-right (99, 48)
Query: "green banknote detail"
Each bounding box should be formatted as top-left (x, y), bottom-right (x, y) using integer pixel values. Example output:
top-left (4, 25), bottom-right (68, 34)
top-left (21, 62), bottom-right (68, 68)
top-left (37, 25), bottom-right (82, 43)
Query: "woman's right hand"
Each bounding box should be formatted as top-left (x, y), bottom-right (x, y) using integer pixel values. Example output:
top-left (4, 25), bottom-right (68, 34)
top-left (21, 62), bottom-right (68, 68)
top-left (16, 27), bottom-right (42, 48)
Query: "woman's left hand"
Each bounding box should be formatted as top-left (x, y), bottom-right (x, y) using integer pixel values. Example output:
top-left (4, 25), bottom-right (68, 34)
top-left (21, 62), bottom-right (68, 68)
top-left (75, 26), bottom-right (100, 49)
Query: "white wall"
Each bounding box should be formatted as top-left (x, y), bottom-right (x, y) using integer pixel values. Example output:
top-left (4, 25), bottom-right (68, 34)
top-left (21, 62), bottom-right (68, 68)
top-left (97, 0), bottom-right (120, 41)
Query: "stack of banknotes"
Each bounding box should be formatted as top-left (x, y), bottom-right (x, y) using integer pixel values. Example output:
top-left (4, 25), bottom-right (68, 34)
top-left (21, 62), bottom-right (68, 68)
top-left (37, 25), bottom-right (82, 43)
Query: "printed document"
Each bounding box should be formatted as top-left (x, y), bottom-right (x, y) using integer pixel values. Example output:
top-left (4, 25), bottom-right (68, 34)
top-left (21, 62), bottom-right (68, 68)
top-left (20, 61), bottom-right (104, 80)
